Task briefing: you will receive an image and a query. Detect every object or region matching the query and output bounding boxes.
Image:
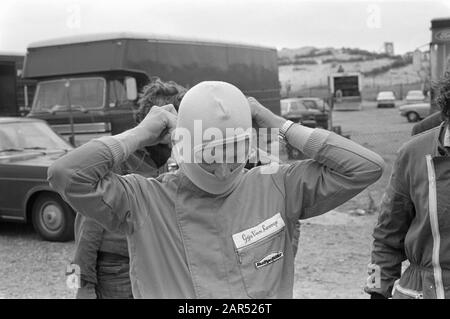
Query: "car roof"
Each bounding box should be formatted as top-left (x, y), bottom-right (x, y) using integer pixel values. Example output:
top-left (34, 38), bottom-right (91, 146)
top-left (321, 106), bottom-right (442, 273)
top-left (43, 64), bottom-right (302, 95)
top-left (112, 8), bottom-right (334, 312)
top-left (281, 98), bottom-right (302, 102)
top-left (297, 97), bottom-right (322, 101)
top-left (281, 97), bottom-right (324, 103)
top-left (407, 90), bottom-right (423, 94)
top-left (0, 117), bottom-right (45, 124)
top-left (402, 102), bottom-right (429, 106)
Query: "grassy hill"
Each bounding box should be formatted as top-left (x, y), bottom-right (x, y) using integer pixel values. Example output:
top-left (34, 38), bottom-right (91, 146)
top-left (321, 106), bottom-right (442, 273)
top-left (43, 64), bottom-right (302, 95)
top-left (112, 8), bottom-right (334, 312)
top-left (278, 46), bottom-right (423, 97)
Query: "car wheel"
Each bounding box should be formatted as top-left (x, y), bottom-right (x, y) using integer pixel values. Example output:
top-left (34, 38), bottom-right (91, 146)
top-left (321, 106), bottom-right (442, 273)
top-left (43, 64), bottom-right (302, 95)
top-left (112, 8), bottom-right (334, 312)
top-left (31, 193), bottom-right (75, 242)
top-left (406, 112), bottom-right (419, 122)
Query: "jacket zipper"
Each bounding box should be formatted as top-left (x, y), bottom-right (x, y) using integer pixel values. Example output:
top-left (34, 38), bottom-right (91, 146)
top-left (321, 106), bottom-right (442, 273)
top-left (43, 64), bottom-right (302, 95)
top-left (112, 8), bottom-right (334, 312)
top-left (395, 284), bottom-right (423, 299)
top-left (426, 155), bottom-right (445, 299)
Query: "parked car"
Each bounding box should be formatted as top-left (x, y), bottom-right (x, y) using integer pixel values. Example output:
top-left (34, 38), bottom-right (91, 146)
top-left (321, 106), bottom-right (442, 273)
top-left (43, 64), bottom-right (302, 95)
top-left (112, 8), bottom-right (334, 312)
top-left (376, 91), bottom-right (396, 108)
top-left (0, 117), bottom-right (74, 241)
top-left (399, 103), bottom-right (431, 122)
top-left (281, 98), bottom-right (330, 160)
top-left (297, 97), bottom-right (331, 129)
top-left (298, 97), bottom-right (331, 113)
top-left (405, 90), bottom-right (426, 104)
top-left (281, 98), bottom-right (329, 129)
top-left (297, 97), bottom-right (330, 128)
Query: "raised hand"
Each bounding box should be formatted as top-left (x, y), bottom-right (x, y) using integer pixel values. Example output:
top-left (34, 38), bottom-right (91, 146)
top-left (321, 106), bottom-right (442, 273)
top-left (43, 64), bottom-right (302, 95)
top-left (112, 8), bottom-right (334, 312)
top-left (134, 104), bottom-right (178, 148)
top-left (247, 97), bottom-right (285, 129)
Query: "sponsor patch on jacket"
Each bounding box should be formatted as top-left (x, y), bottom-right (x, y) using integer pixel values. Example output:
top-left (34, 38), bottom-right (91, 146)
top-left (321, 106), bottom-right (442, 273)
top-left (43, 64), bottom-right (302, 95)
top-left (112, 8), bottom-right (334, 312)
top-left (232, 213), bottom-right (285, 250)
top-left (255, 251), bottom-right (284, 269)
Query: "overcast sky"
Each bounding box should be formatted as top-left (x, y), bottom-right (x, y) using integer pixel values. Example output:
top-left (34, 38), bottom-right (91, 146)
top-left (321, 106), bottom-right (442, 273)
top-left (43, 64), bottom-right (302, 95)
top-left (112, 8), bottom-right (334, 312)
top-left (1, 0), bottom-right (449, 54)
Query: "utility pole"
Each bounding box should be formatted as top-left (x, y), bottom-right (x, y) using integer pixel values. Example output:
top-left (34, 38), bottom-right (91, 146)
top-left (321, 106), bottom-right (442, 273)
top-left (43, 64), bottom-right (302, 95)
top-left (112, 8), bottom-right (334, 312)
top-left (65, 80), bottom-right (75, 147)
top-left (328, 93), bottom-right (334, 131)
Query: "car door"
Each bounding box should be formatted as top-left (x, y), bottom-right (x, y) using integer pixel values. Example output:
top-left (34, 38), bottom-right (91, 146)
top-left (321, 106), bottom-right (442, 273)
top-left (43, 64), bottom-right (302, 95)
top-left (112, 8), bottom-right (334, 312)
top-left (0, 162), bottom-right (26, 219)
top-left (418, 104), bottom-right (431, 118)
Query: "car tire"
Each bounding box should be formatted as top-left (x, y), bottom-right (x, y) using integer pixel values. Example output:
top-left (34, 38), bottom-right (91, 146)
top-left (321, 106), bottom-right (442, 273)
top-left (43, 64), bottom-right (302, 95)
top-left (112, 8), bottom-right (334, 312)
top-left (31, 193), bottom-right (75, 242)
top-left (406, 112), bottom-right (419, 123)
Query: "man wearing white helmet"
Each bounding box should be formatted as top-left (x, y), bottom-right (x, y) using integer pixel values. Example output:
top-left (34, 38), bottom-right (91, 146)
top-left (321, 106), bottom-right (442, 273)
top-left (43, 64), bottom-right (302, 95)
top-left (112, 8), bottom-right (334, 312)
top-left (48, 81), bottom-right (384, 298)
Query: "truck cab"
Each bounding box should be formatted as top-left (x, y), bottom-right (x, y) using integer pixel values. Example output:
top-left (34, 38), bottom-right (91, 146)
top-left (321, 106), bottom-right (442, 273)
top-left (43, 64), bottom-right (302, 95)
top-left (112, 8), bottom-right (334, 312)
top-left (29, 73), bottom-right (142, 146)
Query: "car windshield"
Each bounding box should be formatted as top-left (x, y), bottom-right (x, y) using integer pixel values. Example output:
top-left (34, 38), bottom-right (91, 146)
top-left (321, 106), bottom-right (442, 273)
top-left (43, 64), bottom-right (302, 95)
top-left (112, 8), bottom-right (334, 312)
top-left (0, 121), bottom-right (71, 152)
top-left (301, 100), bottom-right (318, 109)
top-left (378, 92), bottom-right (394, 98)
top-left (407, 91), bottom-right (424, 98)
top-left (32, 78), bottom-right (105, 112)
top-left (289, 101), bottom-right (307, 112)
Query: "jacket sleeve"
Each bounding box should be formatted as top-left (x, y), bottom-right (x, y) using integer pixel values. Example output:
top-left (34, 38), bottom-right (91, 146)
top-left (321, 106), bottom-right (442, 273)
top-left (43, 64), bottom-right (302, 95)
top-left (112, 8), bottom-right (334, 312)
top-left (365, 149), bottom-right (415, 298)
top-left (275, 129), bottom-right (385, 220)
top-left (47, 137), bottom-right (142, 235)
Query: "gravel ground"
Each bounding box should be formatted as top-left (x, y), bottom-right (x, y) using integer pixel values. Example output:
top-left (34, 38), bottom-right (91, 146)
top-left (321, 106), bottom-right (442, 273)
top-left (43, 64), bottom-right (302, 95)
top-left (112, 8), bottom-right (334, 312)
top-left (293, 211), bottom-right (378, 299)
top-left (0, 101), bottom-right (415, 299)
top-left (0, 223), bottom-right (74, 299)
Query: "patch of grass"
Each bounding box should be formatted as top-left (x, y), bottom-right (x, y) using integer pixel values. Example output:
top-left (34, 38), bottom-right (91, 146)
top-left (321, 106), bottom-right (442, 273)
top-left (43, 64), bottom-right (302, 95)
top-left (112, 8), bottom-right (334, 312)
top-left (362, 56), bottom-right (413, 77)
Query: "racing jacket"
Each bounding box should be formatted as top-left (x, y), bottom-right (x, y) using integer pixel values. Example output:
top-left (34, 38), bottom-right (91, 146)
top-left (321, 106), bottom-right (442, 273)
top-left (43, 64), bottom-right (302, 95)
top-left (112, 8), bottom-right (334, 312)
top-left (48, 128), bottom-right (384, 298)
top-left (366, 122), bottom-right (450, 299)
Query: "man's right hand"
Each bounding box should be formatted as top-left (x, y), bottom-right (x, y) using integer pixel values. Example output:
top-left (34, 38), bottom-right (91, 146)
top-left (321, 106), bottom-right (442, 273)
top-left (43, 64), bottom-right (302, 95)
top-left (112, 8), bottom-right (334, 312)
top-left (247, 97), bottom-right (285, 129)
top-left (133, 104), bottom-right (178, 149)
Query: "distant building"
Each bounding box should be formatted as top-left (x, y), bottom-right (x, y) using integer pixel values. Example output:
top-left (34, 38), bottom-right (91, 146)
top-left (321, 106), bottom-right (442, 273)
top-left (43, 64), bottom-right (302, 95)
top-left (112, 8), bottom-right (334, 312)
top-left (384, 42), bottom-right (394, 56)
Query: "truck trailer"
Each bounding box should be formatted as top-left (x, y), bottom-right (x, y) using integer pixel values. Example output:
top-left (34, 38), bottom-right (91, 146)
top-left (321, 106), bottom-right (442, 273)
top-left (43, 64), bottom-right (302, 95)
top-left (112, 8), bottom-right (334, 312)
top-left (328, 72), bottom-right (362, 111)
top-left (24, 32), bottom-right (281, 148)
top-left (0, 52), bottom-right (35, 116)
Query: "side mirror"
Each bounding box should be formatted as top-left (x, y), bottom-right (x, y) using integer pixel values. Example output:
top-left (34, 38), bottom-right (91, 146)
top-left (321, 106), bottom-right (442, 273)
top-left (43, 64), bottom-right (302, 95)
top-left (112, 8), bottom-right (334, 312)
top-left (125, 77), bottom-right (138, 101)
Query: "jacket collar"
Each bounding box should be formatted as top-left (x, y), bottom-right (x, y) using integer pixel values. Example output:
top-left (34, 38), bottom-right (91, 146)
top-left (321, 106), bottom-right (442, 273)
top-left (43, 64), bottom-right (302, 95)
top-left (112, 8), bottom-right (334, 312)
top-left (435, 121), bottom-right (450, 156)
top-left (175, 168), bottom-right (239, 198)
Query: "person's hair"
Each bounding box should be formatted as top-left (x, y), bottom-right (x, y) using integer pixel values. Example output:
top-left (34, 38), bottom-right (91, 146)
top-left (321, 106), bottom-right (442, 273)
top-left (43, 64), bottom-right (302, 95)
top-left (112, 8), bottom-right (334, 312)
top-left (434, 71), bottom-right (450, 121)
top-left (134, 77), bottom-right (187, 124)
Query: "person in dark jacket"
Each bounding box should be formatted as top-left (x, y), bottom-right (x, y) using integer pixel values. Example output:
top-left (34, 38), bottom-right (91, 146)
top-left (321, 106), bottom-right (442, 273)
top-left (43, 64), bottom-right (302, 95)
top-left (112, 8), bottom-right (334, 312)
top-left (366, 72), bottom-right (450, 299)
top-left (411, 111), bottom-right (444, 136)
top-left (73, 214), bottom-right (132, 298)
top-left (73, 153), bottom-right (160, 298)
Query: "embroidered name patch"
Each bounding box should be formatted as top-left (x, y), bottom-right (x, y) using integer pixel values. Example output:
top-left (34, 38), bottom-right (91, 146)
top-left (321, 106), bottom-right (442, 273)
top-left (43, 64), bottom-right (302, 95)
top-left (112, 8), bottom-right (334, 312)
top-left (255, 251), bottom-right (284, 269)
top-left (232, 213), bottom-right (285, 250)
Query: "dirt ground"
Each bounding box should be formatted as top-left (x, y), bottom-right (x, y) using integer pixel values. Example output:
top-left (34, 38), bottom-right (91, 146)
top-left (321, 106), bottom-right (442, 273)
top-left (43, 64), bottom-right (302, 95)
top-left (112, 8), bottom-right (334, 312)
top-left (0, 101), bottom-right (415, 299)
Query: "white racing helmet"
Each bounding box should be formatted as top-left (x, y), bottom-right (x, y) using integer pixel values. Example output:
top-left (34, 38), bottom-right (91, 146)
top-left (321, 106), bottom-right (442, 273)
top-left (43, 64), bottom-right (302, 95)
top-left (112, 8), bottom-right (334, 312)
top-left (172, 81), bottom-right (252, 195)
